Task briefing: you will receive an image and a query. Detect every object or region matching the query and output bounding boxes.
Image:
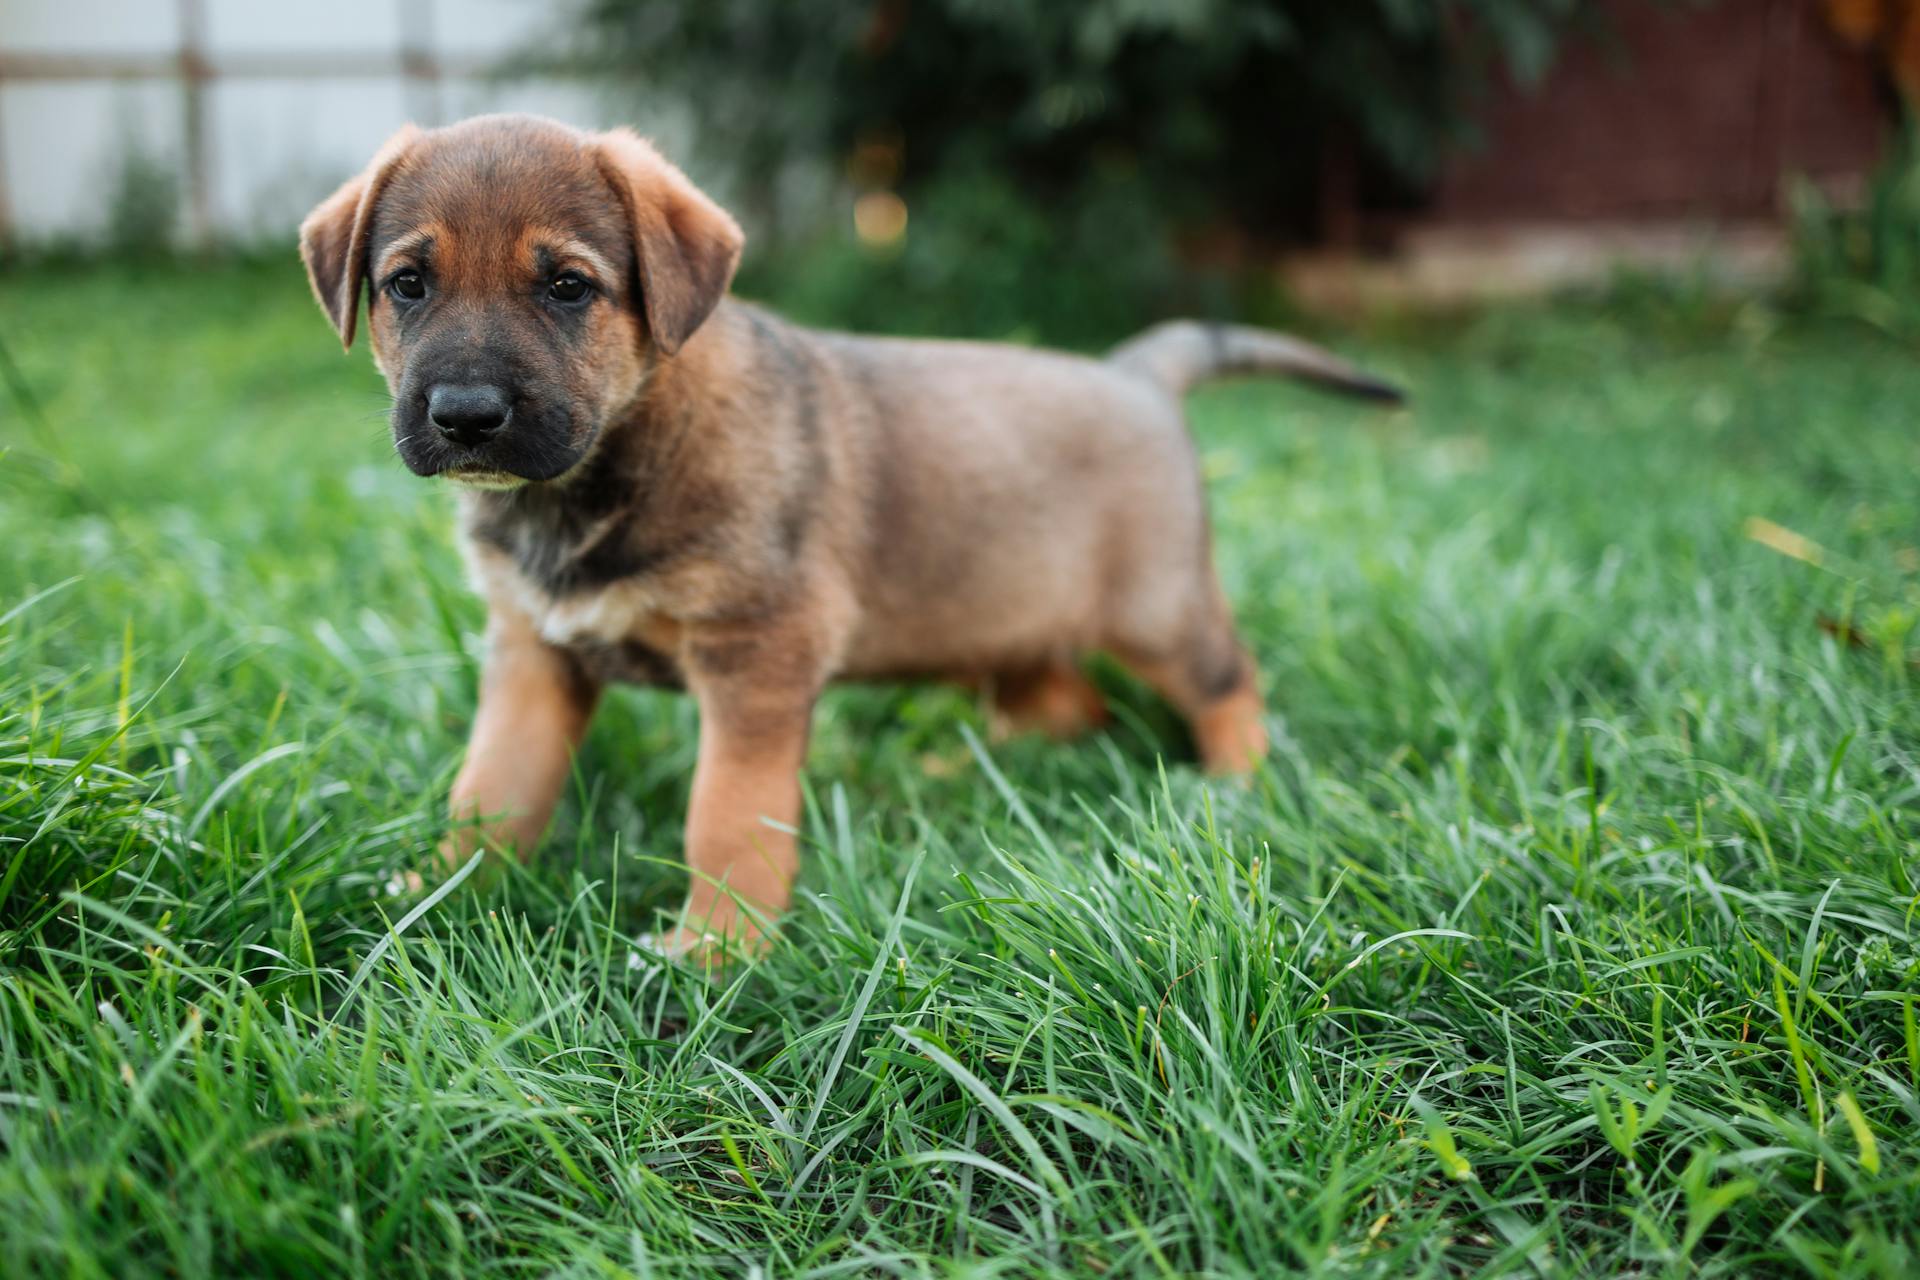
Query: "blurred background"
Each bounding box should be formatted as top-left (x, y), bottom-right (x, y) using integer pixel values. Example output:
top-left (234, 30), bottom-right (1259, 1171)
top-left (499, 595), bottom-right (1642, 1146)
top-left (11, 12), bottom-right (1920, 1276)
top-left (2, 0), bottom-right (1915, 341)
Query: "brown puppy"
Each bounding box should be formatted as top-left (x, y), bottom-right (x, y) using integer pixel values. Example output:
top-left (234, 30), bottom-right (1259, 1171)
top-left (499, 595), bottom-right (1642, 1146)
top-left (300, 114), bottom-right (1401, 949)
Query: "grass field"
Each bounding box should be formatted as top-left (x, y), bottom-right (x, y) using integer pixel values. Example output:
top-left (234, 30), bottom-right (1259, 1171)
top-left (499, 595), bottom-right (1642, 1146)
top-left (2, 259), bottom-right (1917, 1278)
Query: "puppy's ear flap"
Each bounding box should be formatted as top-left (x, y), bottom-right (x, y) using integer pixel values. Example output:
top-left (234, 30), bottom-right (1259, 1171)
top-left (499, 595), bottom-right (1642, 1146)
top-left (299, 125), bottom-right (421, 350)
top-left (593, 129), bottom-right (744, 356)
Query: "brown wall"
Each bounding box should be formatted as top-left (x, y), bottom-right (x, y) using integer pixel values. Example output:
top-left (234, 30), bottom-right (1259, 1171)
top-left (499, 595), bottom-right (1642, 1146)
top-left (1429, 0), bottom-right (1889, 225)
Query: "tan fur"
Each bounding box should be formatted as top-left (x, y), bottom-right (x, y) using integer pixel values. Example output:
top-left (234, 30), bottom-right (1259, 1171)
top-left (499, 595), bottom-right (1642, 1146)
top-left (444, 592), bottom-right (599, 864)
top-left (301, 115), bottom-right (1401, 951)
top-left (592, 129), bottom-right (744, 355)
top-left (990, 664), bottom-right (1111, 741)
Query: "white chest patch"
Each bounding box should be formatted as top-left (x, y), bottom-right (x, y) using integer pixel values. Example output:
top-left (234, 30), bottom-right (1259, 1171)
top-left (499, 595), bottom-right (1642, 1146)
top-left (466, 540), bottom-right (664, 651)
top-left (532, 580), bottom-right (661, 648)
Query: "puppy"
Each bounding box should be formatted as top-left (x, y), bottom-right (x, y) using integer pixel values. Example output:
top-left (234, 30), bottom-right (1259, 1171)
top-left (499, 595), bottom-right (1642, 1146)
top-left (300, 114), bottom-right (1401, 949)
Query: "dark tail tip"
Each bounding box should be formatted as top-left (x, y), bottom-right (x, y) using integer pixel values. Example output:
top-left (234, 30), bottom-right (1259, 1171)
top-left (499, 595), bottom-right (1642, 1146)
top-left (1340, 375), bottom-right (1409, 406)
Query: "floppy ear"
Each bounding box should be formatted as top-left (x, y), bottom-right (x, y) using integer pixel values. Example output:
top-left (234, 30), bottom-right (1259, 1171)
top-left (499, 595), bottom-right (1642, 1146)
top-left (593, 129), bottom-right (744, 356)
top-left (298, 125), bottom-right (421, 350)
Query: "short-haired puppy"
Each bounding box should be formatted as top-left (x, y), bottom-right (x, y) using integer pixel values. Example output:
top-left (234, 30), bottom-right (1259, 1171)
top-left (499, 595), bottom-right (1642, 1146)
top-left (301, 114), bottom-right (1402, 951)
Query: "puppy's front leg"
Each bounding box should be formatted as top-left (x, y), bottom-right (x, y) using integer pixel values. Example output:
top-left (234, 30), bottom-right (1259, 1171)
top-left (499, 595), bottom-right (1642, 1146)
top-left (441, 608), bottom-right (599, 870)
top-left (675, 633), bottom-right (821, 948)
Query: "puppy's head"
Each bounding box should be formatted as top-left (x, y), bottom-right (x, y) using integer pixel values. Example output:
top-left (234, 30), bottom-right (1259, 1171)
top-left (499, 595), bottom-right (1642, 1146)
top-left (300, 114), bottom-right (743, 488)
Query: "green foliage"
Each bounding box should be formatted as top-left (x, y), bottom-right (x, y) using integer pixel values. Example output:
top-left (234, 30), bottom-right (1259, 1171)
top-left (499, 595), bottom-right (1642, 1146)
top-left (569, 0), bottom-right (1593, 344)
top-left (735, 159), bottom-right (1291, 347)
top-left (3, 262), bottom-right (1920, 1276)
top-left (101, 144), bottom-right (183, 259)
top-left (1789, 121), bottom-right (1920, 335)
top-left (572, 0), bottom-right (1590, 237)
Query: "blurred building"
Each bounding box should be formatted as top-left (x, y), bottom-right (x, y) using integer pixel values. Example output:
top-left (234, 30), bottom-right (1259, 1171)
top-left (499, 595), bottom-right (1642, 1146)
top-left (1290, 0), bottom-right (1894, 305)
top-left (0, 0), bottom-right (633, 246)
top-left (0, 0), bottom-right (1899, 303)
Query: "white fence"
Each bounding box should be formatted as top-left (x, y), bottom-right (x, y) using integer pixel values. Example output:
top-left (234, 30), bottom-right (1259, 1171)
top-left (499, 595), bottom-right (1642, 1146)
top-left (0, 0), bottom-right (667, 245)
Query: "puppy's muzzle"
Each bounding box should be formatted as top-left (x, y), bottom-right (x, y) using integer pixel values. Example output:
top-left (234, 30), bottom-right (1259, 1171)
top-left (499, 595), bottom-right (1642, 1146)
top-left (428, 383), bottom-right (512, 446)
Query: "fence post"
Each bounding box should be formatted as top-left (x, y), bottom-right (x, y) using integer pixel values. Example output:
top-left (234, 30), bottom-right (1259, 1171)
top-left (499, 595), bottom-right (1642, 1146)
top-left (179, 0), bottom-right (214, 248)
top-left (0, 84), bottom-right (13, 253)
top-left (400, 0), bottom-right (443, 127)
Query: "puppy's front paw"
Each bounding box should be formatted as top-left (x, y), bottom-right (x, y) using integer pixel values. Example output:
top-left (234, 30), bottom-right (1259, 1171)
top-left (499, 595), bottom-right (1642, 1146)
top-left (390, 837), bottom-right (496, 900)
top-left (631, 898), bottom-right (773, 971)
top-left (632, 928), bottom-right (707, 960)
top-left (384, 869), bottom-right (429, 898)
top-left (628, 928), bottom-right (737, 974)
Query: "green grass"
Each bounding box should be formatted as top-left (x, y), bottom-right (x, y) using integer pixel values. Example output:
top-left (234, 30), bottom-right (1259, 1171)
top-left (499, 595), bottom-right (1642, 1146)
top-left (1, 259), bottom-right (1917, 1278)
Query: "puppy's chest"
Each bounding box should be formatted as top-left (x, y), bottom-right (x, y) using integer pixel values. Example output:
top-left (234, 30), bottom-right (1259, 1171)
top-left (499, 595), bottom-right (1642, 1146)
top-left (466, 519), bottom-right (690, 689)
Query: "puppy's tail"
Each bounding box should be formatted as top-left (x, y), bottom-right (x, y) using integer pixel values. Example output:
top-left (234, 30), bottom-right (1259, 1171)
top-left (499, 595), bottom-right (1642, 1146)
top-left (1108, 320), bottom-right (1405, 404)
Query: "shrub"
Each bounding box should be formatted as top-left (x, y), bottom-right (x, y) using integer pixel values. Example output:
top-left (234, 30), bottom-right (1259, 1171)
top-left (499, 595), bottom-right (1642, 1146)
top-left (1788, 120), bottom-right (1920, 335)
top-left (568, 0), bottom-right (1591, 338)
top-left (570, 0), bottom-right (1591, 243)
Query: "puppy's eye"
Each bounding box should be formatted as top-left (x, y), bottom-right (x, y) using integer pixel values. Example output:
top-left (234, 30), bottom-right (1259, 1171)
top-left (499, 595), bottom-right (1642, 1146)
top-left (389, 271), bottom-right (426, 301)
top-left (547, 273), bottom-right (591, 304)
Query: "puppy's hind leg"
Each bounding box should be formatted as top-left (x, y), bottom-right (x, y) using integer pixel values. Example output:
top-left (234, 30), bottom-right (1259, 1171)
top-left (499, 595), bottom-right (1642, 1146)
top-left (1112, 594), bottom-right (1268, 776)
top-left (988, 660), bottom-right (1110, 741)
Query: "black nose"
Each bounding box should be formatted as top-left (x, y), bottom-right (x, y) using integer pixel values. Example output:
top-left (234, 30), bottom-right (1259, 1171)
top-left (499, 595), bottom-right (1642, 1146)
top-left (427, 384), bottom-right (511, 445)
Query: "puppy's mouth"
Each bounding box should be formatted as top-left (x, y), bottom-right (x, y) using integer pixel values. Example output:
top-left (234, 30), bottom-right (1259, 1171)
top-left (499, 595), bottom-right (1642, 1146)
top-left (441, 466), bottom-right (529, 491)
top-left (392, 413), bottom-right (593, 486)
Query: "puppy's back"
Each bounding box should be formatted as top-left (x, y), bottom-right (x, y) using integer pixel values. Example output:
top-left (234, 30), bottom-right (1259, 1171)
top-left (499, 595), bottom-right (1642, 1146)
top-left (812, 330), bottom-right (1209, 676)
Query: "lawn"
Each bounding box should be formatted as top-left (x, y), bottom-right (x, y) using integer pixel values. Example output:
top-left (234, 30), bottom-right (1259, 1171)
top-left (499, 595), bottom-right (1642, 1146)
top-left (1, 259), bottom-right (1917, 1278)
